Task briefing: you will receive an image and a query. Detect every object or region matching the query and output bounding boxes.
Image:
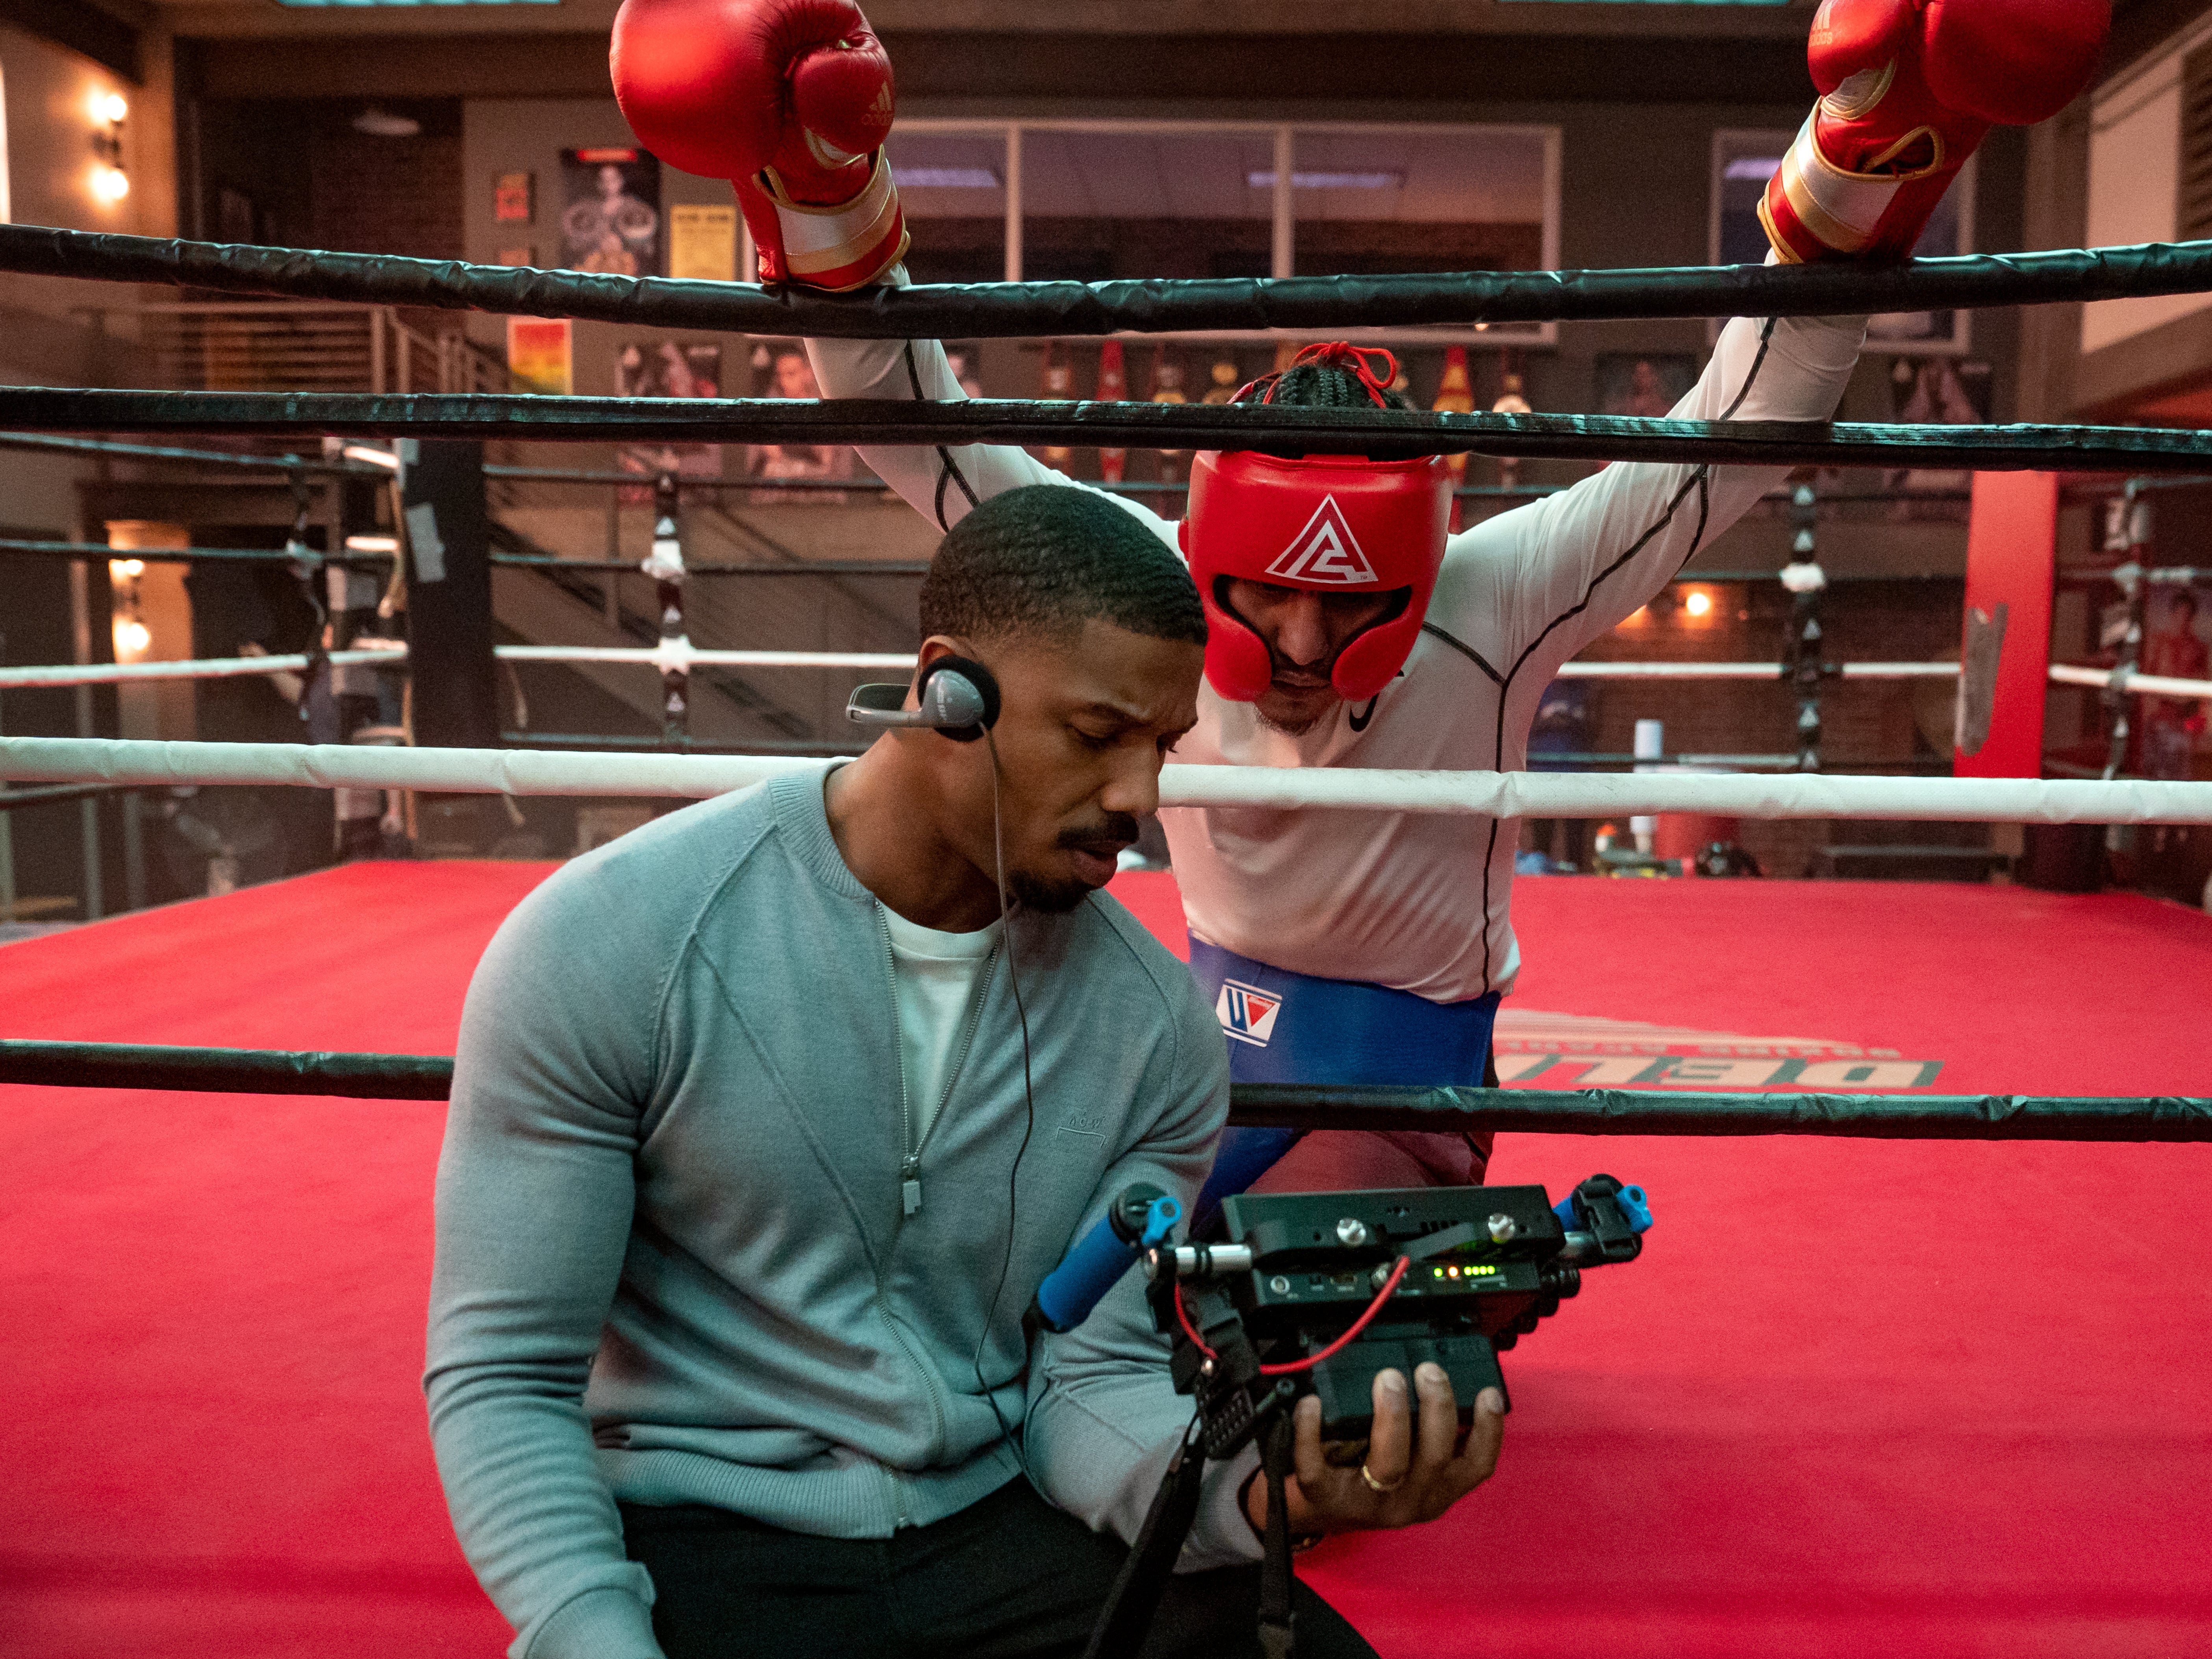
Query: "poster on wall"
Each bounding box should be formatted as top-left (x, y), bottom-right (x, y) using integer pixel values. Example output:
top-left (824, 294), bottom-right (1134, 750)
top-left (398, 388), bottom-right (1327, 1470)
top-left (559, 147), bottom-right (661, 276)
top-left (493, 171), bottom-right (534, 224)
top-left (1884, 355), bottom-right (1992, 500)
top-left (1595, 353), bottom-right (1697, 418)
top-left (507, 317), bottom-right (572, 395)
top-left (669, 204), bottom-right (739, 283)
top-left (745, 343), bottom-right (854, 501)
top-left (615, 340), bottom-right (723, 500)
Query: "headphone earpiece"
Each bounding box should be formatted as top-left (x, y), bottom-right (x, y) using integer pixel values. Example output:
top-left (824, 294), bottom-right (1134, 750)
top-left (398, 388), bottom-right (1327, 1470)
top-left (845, 654), bottom-right (1002, 742)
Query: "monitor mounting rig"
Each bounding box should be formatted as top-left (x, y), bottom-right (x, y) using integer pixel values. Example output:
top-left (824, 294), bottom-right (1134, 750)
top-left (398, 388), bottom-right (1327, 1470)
top-left (1064, 1174), bottom-right (1651, 1659)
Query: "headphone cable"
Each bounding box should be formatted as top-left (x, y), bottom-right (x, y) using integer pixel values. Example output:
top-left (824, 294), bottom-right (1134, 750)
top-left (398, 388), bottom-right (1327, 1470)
top-left (971, 726), bottom-right (1039, 1469)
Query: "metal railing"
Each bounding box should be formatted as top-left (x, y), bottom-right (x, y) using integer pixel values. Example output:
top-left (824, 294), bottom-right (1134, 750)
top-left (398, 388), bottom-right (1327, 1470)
top-left (91, 302), bottom-right (516, 395)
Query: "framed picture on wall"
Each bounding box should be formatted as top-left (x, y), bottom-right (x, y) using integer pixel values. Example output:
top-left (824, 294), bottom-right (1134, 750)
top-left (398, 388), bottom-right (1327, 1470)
top-left (559, 148), bottom-right (662, 276)
top-left (614, 340), bottom-right (723, 500)
top-left (507, 318), bottom-right (572, 395)
top-left (1595, 352), bottom-right (1698, 417)
top-left (1708, 128), bottom-right (1975, 354)
top-left (493, 171), bottom-right (534, 224)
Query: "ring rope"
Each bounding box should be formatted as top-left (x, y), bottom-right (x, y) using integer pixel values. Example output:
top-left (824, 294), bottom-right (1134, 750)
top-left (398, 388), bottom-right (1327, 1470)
top-left (0, 648), bottom-right (404, 691)
top-left (2050, 662), bottom-right (2212, 701)
top-left (7, 388), bottom-right (2212, 474)
top-left (0, 538), bottom-right (392, 569)
top-left (0, 1038), bottom-right (2201, 1140)
top-left (8, 223), bottom-right (2212, 337)
top-left (6, 736), bottom-right (2210, 823)
top-left (497, 644), bottom-right (915, 672)
top-left (17, 650), bottom-right (2201, 701)
top-left (1553, 660), bottom-right (1962, 680)
top-left (0, 781), bottom-right (125, 814)
top-left (0, 429), bottom-right (384, 476)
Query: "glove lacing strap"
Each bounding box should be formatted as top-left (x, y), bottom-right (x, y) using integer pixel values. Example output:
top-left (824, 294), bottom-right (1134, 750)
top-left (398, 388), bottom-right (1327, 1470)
top-left (903, 340), bottom-right (980, 531)
top-left (1464, 315), bottom-right (1780, 997)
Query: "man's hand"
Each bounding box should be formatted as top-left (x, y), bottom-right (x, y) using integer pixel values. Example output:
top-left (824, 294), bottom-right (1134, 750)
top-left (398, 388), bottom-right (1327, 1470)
top-left (1244, 1364), bottom-right (1506, 1535)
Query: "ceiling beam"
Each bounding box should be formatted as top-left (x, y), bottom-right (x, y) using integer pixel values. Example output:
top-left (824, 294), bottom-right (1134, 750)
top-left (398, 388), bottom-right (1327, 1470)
top-left (192, 28), bottom-right (1810, 107)
top-left (1, 0), bottom-right (145, 82)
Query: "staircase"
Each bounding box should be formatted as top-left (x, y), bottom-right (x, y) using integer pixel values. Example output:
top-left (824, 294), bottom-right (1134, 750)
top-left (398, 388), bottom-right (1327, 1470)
top-left (85, 300), bottom-right (936, 746)
top-left (100, 302), bottom-right (513, 395)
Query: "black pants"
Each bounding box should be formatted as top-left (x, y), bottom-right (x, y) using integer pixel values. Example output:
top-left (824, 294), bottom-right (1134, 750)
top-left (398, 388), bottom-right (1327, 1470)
top-left (620, 1478), bottom-right (1379, 1659)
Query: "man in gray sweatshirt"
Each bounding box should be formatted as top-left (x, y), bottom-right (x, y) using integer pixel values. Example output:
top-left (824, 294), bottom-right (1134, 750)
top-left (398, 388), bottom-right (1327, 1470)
top-left (426, 486), bottom-right (1504, 1659)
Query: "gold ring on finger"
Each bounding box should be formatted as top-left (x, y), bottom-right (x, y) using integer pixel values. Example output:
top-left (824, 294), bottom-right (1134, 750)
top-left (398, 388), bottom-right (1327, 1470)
top-left (1358, 1463), bottom-right (1406, 1495)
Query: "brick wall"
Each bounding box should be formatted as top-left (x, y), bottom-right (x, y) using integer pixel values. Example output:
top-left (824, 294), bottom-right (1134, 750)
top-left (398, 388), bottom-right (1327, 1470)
top-left (308, 108), bottom-right (464, 262)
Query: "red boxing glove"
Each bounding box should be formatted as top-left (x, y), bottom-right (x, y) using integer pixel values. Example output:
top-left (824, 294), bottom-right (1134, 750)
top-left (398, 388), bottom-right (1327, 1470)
top-left (1761, 0), bottom-right (2108, 263)
top-left (612, 0), bottom-right (908, 289)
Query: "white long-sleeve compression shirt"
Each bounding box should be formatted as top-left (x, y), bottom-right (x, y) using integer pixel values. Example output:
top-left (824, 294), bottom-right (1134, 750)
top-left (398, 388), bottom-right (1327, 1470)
top-left (808, 309), bottom-right (1866, 1003)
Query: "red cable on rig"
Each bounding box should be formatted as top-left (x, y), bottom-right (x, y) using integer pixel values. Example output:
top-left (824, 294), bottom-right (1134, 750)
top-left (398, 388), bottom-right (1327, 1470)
top-left (1261, 1256), bottom-right (1410, 1376)
top-left (1172, 1255), bottom-right (1413, 1375)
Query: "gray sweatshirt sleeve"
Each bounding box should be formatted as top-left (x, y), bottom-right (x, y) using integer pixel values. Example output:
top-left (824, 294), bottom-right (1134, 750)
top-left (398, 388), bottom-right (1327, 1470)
top-left (424, 863), bottom-right (668, 1659)
top-left (1022, 974), bottom-right (1260, 1571)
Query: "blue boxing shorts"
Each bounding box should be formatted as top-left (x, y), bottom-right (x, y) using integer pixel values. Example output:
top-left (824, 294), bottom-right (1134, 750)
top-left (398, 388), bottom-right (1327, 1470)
top-left (1186, 939), bottom-right (1501, 1228)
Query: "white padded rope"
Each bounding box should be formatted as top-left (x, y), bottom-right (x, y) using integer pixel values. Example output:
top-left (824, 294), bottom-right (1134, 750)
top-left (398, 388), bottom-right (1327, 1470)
top-left (1554, 661), bottom-right (1960, 680)
top-left (0, 737), bottom-right (822, 799)
top-left (1, 648), bottom-right (1980, 687)
top-left (494, 645), bottom-right (917, 671)
top-left (2049, 662), bottom-right (2212, 701)
top-left (6, 736), bottom-right (2211, 823)
top-left (0, 648), bottom-right (406, 690)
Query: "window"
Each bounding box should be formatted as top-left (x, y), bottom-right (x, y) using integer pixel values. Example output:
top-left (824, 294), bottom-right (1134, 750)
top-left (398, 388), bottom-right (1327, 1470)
top-left (1018, 128), bottom-right (1278, 285)
top-left (892, 119), bottom-right (1562, 345)
top-left (1710, 128), bottom-right (1973, 354)
top-left (1291, 128), bottom-right (1551, 286)
top-left (885, 129), bottom-right (1010, 285)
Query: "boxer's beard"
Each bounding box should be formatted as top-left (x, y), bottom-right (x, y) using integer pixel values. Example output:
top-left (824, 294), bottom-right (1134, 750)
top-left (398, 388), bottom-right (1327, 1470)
top-left (1008, 812), bottom-right (1141, 913)
top-left (1257, 654), bottom-right (1339, 737)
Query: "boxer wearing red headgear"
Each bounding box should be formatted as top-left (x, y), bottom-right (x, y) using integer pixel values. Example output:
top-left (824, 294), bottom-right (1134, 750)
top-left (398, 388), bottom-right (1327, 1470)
top-left (605, 0), bottom-right (2105, 1617)
top-left (1182, 345), bottom-right (1454, 710)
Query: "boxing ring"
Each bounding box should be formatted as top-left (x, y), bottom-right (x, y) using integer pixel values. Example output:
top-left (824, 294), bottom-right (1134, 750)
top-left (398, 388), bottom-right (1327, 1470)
top-left (4, 222), bottom-right (2212, 1657)
top-left (4, 863), bottom-right (2208, 1658)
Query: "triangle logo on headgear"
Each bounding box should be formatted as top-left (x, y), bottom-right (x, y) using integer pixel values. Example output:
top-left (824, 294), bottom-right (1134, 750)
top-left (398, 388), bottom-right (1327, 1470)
top-left (1263, 496), bottom-right (1379, 586)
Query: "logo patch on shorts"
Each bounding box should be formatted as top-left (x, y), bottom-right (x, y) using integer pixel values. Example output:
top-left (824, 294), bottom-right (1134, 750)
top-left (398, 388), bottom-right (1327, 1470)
top-left (1263, 497), bottom-right (1378, 585)
top-left (1215, 979), bottom-right (1282, 1047)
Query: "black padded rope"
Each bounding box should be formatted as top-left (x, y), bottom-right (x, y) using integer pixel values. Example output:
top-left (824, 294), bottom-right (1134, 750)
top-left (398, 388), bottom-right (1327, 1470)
top-left (1233, 1085), bottom-right (2212, 1139)
top-left (2, 1040), bottom-right (2205, 1139)
top-left (7, 387), bottom-right (2212, 472)
top-left (0, 1040), bottom-right (453, 1098)
top-left (0, 538), bottom-right (389, 567)
top-left (0, 430), bottom-right (386, 475)
top-left (10, 222), bottom-right (2212, 335)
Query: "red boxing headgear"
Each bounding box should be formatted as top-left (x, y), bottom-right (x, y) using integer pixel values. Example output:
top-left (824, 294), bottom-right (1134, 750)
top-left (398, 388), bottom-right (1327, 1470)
top-left (1180, 346), bottom-right (1452, 704)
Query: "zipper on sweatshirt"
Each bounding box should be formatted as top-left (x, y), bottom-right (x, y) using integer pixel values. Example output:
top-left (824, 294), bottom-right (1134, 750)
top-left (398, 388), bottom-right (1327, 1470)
top-left (876, 908), bottom-right (922, 1215)
top-left (878, 903), bottom-right (999, 1218)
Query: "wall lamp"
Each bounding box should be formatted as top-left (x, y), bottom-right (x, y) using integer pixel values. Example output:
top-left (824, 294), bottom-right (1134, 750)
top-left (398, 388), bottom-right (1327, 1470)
top-left (91, 91), bottom-right (129, 206)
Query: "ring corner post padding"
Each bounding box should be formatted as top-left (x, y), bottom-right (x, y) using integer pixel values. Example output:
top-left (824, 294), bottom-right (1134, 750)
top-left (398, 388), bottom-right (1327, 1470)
top-left (1956, 471), bottom-right (2058, 781)
top-left (401, 441), bottom-right (500, 754)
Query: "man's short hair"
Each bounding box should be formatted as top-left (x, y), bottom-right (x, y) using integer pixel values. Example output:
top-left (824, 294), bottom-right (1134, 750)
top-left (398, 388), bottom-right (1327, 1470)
top-left (919, 484), bottom-right (1206, 649)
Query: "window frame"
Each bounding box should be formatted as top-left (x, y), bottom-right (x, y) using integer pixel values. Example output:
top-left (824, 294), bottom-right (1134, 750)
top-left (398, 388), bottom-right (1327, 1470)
top-left (884, 117), bottom-right (1562, 348)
